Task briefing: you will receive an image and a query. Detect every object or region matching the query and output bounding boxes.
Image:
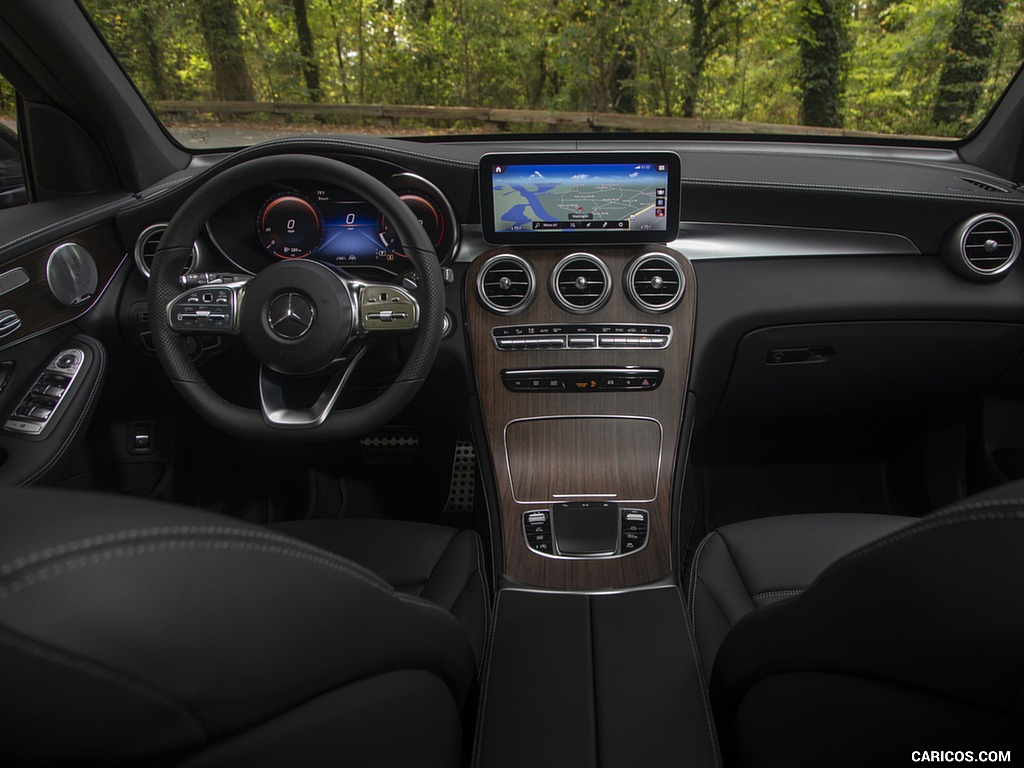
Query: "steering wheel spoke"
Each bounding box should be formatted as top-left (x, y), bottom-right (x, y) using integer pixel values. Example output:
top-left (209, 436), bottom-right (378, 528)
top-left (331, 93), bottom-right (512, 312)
top-left (166, 273), bottom-right (250, 335)
top-left (355, 281), bottom-right (420, 335)
top-left (258, 345), bottom-right (368, 428)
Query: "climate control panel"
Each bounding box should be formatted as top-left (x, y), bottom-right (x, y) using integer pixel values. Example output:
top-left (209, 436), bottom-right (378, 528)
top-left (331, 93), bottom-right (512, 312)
top-left (492, 323), bottom-right (671, 351)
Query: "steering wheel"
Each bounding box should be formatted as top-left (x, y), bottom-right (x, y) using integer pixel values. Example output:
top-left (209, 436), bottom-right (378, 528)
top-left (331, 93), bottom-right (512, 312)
top-left (147, 154), bottom-right (444, 441)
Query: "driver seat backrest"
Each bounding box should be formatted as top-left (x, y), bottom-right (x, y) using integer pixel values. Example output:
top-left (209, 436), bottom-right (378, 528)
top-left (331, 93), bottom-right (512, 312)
top-left (0, 488), bottom-right (476, 767)
top-left (707, 490), bottom-right (1024, 766)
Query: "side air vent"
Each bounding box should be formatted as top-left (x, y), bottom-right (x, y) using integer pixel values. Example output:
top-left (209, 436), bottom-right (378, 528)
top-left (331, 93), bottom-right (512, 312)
top-left (942, 213), bottom-right (1020, 282)
top-left (477, 254), bottom-right (536, 314)
top-left (624, 253), bottom-right (685, 313)
top-left (550, 253), bottom-right (612, 313)
top-left (134, 223), bottom-right (199, 279)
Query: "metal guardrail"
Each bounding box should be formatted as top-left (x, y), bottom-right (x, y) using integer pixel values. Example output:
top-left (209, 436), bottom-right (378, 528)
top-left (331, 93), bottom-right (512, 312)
top-left (153, 100), bottom-right (915, 138)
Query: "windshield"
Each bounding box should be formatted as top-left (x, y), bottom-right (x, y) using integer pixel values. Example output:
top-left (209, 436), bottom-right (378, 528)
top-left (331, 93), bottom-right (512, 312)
top-left (81, 0), bottom-right (1023, 148)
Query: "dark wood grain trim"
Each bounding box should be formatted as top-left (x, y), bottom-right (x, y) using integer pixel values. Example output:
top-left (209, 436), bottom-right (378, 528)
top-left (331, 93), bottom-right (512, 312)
top-left (465, 246), bottom-right (696, 590)
top-left (0, 222), bottom-right (126, 352)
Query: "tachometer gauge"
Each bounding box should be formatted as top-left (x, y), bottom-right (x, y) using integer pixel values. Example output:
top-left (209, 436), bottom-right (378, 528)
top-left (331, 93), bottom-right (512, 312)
top-left (257, 193), bottom-right (323, 259)
top-left (378, 194), bottom-right (444, 256)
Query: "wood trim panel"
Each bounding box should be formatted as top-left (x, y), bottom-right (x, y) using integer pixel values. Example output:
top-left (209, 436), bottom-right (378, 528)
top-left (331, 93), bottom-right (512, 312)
top-left (465, 246), bottom-right (696, 590)
top-left (0, 222), bottom-right (126, 351)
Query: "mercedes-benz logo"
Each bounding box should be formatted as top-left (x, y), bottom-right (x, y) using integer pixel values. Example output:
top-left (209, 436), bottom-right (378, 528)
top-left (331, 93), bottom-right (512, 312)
top-left (268, 293), bottom-right (315, 340)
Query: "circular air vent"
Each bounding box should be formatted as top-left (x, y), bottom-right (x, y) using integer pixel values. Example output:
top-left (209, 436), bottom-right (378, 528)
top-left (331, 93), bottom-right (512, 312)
top-left (943, 213), bottom-right (1020, 281)
top-left (624, 253), bottom-right (685, 313)
top-left (550, 253), bottom-right (612, 313)
top-left (134, 223), bottom-right (199, 279)
top-left (477, 254), bottom-right (536, 314)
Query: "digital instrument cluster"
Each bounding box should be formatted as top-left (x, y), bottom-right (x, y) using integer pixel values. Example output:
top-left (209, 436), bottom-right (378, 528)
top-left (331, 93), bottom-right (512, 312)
top-left (206, 172), bottom-right (458, 276)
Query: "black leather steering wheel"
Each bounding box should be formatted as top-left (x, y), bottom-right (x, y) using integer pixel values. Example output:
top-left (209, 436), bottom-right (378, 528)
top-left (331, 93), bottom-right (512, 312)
top-left (147, 154), bottom-right (444, 440)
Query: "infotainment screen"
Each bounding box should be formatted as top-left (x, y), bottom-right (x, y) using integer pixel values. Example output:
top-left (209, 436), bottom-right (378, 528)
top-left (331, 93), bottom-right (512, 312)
top-left (480, 152), bottom-right (680, 245)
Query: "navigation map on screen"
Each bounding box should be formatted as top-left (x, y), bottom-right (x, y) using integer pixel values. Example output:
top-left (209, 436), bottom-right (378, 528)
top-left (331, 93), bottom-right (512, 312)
top-left (490, 162), bottom-right (671, 235)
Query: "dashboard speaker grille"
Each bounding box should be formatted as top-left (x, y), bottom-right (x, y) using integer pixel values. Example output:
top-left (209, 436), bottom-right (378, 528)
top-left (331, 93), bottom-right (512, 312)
top-left (134, 223), bottom-right (198, 279)
top-left (477, 254), bottom-right (536, 314)
top-left (625, 253), bottom-right (685, 313)
top-left (551, 253), bottom-right (612, 313)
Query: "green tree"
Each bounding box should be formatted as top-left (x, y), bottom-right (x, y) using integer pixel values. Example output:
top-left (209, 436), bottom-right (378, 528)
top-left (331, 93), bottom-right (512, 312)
top-left (797, 0), bottom-right (849, 127)
top-left (196, 0), bottom-right (254, 101)
top-left (932, 0), bottom-right (1008, 131)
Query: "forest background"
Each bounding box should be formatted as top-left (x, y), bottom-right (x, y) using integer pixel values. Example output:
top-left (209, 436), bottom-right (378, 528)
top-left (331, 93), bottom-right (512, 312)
top-left (75, 0), bottom-right (1024, 139)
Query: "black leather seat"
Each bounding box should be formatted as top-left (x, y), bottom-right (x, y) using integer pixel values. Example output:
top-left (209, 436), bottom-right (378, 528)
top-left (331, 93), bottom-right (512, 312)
top-left (0, 488), bottom-right (485, 766)
top-left (690, 484), bottom-right (1024, 766)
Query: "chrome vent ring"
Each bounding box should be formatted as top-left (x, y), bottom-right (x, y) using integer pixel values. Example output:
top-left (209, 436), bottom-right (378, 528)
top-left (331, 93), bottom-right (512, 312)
top-left (477, 254), bottom-right (536, 314)
top-left (624, 253), bottom-right (685, 313)
top-left (943, 213), bottom-right (1020, 282)
top-left (134, 223), bottom-right (199, 279)
top-left (550, 253), bottom-right (612, 313)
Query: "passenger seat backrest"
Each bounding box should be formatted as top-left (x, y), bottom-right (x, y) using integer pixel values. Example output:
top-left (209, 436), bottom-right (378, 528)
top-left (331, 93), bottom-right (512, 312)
top-left (710, 499), bottom-right (1024, 766)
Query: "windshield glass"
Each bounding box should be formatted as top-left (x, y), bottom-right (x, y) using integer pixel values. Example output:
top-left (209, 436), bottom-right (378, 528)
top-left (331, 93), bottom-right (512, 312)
top-left (81, 0), bottom-right (1023, 148)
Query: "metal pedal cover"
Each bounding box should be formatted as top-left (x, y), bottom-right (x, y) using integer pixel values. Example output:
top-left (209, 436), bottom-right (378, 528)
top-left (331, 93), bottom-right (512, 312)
top-left (360, 430), bottom-right (419, 464)
top-left (443, 439), bottom-right (477, 514)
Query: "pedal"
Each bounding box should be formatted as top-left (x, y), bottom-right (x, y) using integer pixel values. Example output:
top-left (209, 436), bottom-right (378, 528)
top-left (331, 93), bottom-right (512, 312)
top-left (443, 439), bottom-right (477, 515)
top-left (359, 429), bottom-right (419, 465)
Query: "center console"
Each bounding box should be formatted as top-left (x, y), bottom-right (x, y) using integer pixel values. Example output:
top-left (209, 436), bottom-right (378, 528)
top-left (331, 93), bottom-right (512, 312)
top-left (466, 152), bottom-right (695, 590)
top-left (466, 152), bottom-right (713, 768)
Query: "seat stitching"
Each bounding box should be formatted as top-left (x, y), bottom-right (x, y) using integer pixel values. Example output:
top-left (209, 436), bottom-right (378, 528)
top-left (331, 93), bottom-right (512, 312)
top-left (751, 588), bottom-right (805, 602)
top-left (471, 589), bottom-right (503, 768)
top-left (472, 530), bottom-right (491, 628)
top-left (673, 585), bottom-right (723, 768)
top-left (687, 531), bottom-right (718, 621)
top-left (0, 536), bottom-right (398, 600)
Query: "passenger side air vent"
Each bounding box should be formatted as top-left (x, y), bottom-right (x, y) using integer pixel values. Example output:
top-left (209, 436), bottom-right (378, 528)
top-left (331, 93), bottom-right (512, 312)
top-left (134, 223), bottom-right (199, 279)
top-left (624, 253), bottom-right (685, 313)
top-left (550, 253), bottom-right (612, 313)
top-left (477, 254), bottom-right (536, 314)
top-left (942, 213), bottom-right (1020, 282)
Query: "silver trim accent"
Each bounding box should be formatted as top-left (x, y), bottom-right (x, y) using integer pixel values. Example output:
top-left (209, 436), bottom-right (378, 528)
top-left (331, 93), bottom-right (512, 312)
top-left (624, 252), bottom-right (685, 313)
top-left (498, 579), bottom-right (680, 597)
top-left (957, 213), bottom-right (1020, 277)
top-left (669, 221), bottom-right (920, 260)
top-left (549, 252), bottom-right (612, 313)
top-left (477, 253), bottom-right (537, 315)
top-left (134, 222), bottom-right (200, 279)
top-left (502, 414), bottom-right (664, 504)
top-left (521, 507), bottom-right (651, 560)
top-left (0, 309), bottom-right (21, 339)
top-left (387, 172), bottom-right (461, 266)
top-left (258, 346), bottom-right (368, 428)
top-left (0, 267), bottom-right (29, 297)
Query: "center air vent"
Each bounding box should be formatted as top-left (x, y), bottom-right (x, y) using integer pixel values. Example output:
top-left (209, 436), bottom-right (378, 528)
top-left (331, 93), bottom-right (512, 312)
top-left (550, 253), bottom-right (612, 313)
top-left (625, 253), bottom-right (685, 313)
top-left (134, 223), bottom-right (199, 279)
top-left (942, 213), bottom-right (1020, 282)
top-left (477, 254), bottom-right (536, 314)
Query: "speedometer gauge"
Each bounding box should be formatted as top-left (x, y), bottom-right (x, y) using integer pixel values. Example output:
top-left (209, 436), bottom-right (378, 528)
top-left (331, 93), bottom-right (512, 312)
top-left (378, 194), bottom-right (444, 256)
top-left (257, 193), bottom-right (323, 259)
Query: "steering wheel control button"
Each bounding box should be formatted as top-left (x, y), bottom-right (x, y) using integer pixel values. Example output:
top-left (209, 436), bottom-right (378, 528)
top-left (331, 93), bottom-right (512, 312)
top-left (268, 293), bottom-right (315, 339)
top-left (168, 284), bottom-right (243, 333)
top-left (360, 285), bottom-right (418, 332)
